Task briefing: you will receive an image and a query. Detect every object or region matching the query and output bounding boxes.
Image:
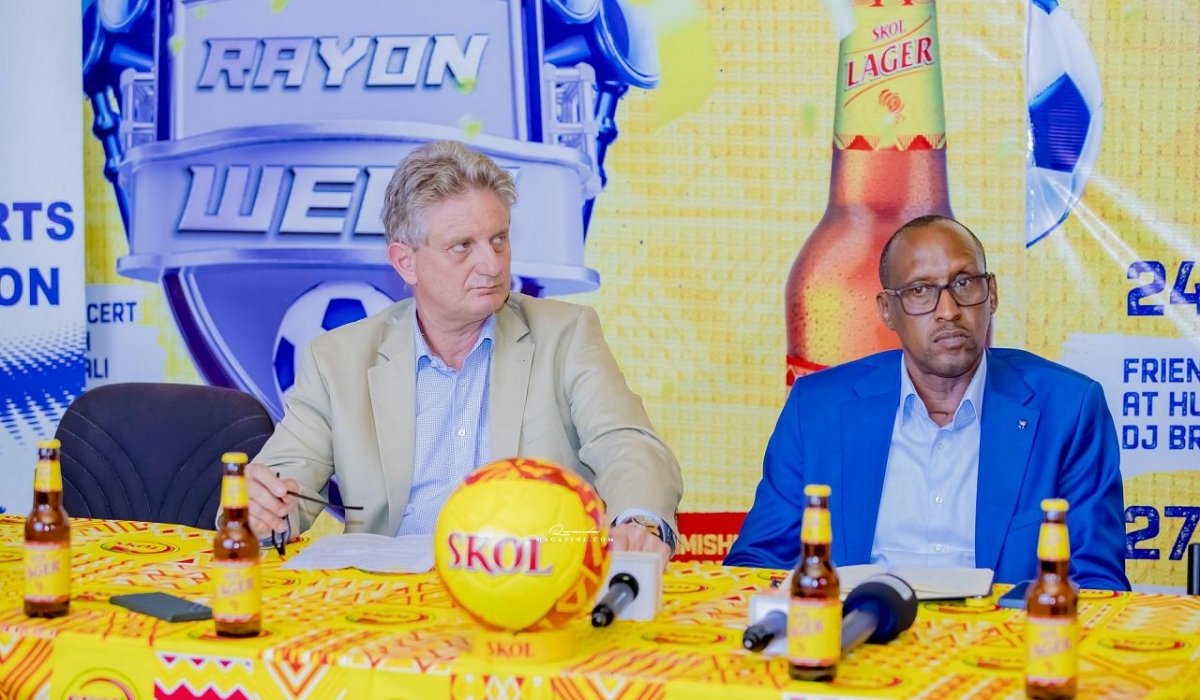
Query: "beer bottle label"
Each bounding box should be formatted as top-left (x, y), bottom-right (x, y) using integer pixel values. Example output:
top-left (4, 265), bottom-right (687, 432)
top-left (221, 475), bottom-right (249, 509)
top-left (801, 507), bottom-right (832, 544)
top-left (788, 597), bottom-right (842, 666)
top-left (835, 0), bottom-right (946, 151)
top-left (1037, 523), bottom-right (1071, 561)
top-left (211, 559), bottom-right (262, 623)
top-left (24, 541), bottom-right (71, 603)
top-left (34, 459), bottom-right (62, 492)
top-left (1026, 615), bottom-right (1078, 685)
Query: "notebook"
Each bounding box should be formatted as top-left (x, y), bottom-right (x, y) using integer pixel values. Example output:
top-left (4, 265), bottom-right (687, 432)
top-left (777, 564), bottom-right (995, 600)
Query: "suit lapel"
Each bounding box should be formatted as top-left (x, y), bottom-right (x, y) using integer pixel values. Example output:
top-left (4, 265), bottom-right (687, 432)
top-left (368, 302), bottom-right (417, 535)
top-left (975, 352), bottom-right (1039, 572)
top-left (840, 356), bottom-right (902, 564)
top-left (490, 300), bottom-right (533, 460)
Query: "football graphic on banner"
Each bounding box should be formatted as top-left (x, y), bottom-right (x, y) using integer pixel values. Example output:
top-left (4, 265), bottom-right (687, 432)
top-left (434, 458), bottom-right (610, 632)
top-left (272, 281), bottom-right (394, 396)
top-left (1025, 0), bottom-right (1104, 245)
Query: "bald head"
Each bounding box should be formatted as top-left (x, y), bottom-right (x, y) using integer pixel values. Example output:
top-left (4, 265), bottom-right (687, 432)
top-left (879, 215), bottom-right (987, 289)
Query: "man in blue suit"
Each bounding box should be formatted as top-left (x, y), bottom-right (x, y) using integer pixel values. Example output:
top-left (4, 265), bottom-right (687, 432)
top-left (726, 216), bottom-right (1129, 591)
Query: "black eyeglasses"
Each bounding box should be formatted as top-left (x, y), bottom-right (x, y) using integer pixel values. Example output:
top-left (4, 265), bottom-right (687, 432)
top-left (270, 473), bottom-right (363, 557)
top-left (881, 273), bottom-right (993, 316)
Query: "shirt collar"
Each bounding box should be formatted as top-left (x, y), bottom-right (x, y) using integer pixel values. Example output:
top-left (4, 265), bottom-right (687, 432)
top-left (899, 351), bottom-right (988, 428)
top-left (411, 306), bottom-right (496, 368)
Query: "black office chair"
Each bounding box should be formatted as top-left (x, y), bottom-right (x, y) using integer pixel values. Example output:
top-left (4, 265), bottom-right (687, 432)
top-left (54, 383), bottom-right (274, 530)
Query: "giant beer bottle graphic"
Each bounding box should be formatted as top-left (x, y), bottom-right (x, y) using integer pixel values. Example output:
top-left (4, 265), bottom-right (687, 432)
top-left (786, 0), bottom-right (954, 384)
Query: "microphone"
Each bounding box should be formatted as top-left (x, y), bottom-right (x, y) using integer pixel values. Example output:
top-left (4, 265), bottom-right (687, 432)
top-left (840, 574), bottom-right (918, 652)
top-left (591, 572), bottom-right (639, 627)
top-left (742, 609), bottom-right (786, 651)
top-left (1188, 542), bottom-right (1200, 596)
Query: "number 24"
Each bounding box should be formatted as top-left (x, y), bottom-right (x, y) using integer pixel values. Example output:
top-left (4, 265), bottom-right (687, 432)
top-left (1125, 506), bottom-right (1199, 560)
top-left (1127, 261), bottom-right (1199, 316)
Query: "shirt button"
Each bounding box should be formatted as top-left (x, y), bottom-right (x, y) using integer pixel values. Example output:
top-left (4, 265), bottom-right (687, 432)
top-left (934, 495), bottom-right (945, 505)
top-left (457, 429), bottom-right (466, 438)
top-left (936, 443), bottom-right (946, 452)
top-left (933, 544), bottom-right (944, 553)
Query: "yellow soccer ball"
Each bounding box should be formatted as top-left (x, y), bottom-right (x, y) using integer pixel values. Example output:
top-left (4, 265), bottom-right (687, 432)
top-left (434, 458), bottom-right (610, 632)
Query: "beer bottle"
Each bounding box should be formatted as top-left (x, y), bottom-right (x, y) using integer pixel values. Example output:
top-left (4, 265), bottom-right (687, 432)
top-left (1025, 498), bottom-right (1078, 700)
top-left (212, 452), bottom-right (262, 637)
top-left (786, 0), bottom-right (954, 385)
top-left (25, 439), bottom-right (71, 618)
top-left (788, 484), bottom-right (841, 681)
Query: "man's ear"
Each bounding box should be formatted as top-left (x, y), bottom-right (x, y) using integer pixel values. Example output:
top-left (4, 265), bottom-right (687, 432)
top-left (877, 292), bottom-right (896, 330)
top-left (388, 242), bottom-right (418, 286)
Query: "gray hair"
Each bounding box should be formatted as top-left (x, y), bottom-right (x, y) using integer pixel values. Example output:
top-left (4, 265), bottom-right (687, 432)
top-left (381, 140), bottom-right (518, 247)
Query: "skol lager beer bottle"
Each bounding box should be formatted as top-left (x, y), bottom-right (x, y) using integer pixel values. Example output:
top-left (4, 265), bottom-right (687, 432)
top-left (788, 484), bottom-right (841, 681)
top-left (786, 0), bottom-right (954, 385)
top-left (25, 439), bottom-right (71, 618)
top-left (212, 452), bottom-right (262, 637)
top-left (1025, 499), bottom-right (1078, 700)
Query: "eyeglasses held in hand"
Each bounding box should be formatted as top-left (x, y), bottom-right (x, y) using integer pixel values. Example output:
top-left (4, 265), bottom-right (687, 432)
top-left (881, 273), bottom-right (993, 316)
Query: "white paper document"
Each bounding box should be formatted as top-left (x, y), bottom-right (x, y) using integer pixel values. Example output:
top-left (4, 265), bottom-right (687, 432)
top-left (777, 565), bottom-right (995, 600)
top-left (280, 533), bottom-right (435, 574)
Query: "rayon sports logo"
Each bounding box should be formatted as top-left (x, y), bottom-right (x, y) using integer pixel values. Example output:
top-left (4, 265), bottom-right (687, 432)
top-left (83, 0), bottom-right (659, 417)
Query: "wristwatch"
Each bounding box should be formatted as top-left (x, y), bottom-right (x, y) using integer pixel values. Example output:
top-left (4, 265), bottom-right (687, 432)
top-left (621, 514), bottom-right (676, 550)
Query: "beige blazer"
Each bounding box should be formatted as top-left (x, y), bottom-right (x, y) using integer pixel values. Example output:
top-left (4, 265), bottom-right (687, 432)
top-left (255, 293), bottom-right (683, 537)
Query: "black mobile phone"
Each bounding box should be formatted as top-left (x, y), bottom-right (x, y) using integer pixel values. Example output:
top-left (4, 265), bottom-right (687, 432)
top-left (110, 592), bottom-right (212, 622)
top-left (996, 581), bottom-right (1032, 610)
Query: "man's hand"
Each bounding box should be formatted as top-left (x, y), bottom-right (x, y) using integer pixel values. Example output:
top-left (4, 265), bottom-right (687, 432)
top-left (610, 522), bottom-right (671, 565)
top-left (245, 462), bottom-right (297, 540)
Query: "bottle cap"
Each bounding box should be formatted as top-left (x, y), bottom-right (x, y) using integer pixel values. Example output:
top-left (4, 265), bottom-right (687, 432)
top-left (804, 484), bottom-right (832, 498)
top-left (1041, 498), bottom-right (1070, 513)
top-left (37, 439), bottom-right (61, 450)
top-left (222, 452), bottom-right (249, 464)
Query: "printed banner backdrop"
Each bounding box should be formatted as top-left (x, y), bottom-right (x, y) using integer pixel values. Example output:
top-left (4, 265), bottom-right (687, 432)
top-left (0, 2), bottom-right (87, 515)
top-left (78, 0), bottom-right (1200, 590)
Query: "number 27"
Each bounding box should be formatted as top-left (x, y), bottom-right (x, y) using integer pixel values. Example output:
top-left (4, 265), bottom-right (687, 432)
top-left (1125, 506), bottom-right (1200, 560)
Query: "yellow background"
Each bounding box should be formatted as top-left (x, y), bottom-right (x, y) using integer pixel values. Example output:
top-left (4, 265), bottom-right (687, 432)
top-left (568, 0), bottom-right (1028, 511)
top-left (82, 0), bottom-right (1200, 587)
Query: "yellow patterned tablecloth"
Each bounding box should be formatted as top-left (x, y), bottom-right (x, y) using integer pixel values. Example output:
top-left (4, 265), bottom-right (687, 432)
top-left (1, 517), bottom-right (1199, 700)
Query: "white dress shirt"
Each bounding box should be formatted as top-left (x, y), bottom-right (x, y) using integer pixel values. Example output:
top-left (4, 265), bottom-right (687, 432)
top-left (870, 353), bottom-right (988, 569)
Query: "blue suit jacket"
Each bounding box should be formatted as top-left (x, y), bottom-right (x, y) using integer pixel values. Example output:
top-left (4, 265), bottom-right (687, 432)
top-left (725, 349), bottom-right (1130, 591)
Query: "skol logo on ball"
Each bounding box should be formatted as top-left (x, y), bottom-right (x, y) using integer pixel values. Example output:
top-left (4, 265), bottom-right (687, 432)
top-left (434, 458), bottom-right (609, 632)
top-left (444, 532), bottom-right (553, 576)
top-left (82, 0), bottom-right (658, 417)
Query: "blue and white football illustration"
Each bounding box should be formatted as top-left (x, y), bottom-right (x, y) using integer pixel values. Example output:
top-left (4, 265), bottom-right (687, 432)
top-left (273, 281), bottom-right (395, 397)
top-left (1026, 0), bottom-right (1103, 246)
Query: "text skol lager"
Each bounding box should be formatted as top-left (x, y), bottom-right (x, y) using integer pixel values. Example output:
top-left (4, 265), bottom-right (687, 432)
top-left (785, 0), bottom-right (954, 385)
top-left (25, 439), bottom-right (71, 618)
top-left (1025, 499), bottom-right (1078, 699)
top-left (788, 484), bottom-right (841, 681)
top-left (212, 452), bottom-right (262, 637)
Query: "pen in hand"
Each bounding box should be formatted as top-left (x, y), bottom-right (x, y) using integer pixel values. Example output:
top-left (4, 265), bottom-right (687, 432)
top-left (273, 471), bottom-right (364, 511)
top-left (286, 490), bottom-right (364, 511)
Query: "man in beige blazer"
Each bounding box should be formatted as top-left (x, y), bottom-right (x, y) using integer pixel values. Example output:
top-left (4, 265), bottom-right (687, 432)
top-left (244, 141), bottom-right (683, 557)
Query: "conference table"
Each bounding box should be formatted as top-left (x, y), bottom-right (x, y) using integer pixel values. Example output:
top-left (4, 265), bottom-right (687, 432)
top-left (1, 516), bottom-right (1198, 700)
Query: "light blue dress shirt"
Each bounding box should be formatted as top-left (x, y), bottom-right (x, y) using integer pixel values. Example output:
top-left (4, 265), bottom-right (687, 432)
top-left (870, 353), bottom-right (988, 569)
top-left (396, 310), bottom-right (495, 536)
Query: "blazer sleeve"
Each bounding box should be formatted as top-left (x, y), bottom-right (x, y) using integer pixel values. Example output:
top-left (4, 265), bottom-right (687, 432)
top-left (1058, 380), bottom-right (1130, 591)
top-left (724, 382), bottom-right (807, 569)
top-left (563, 306), bottom-right (683, 535)
top-left (247, 340), bottom-right (337, 534)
